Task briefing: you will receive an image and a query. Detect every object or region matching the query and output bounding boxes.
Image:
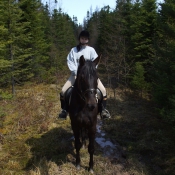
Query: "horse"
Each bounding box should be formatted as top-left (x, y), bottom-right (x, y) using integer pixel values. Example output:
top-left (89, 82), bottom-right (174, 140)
top-left (68, 55), bottom-right (100, 173)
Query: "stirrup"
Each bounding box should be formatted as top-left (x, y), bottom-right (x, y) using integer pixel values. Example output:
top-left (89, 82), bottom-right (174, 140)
top-left (58, 110), bottom-right (67, 119)
top-left (100, 109), bottom-right (111, 119)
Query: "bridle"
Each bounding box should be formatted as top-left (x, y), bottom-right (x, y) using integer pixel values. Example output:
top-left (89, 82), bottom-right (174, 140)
top-left (77, 87), bottom-right (97, 102)
top-left (82, 88), bottom-right (96, 97)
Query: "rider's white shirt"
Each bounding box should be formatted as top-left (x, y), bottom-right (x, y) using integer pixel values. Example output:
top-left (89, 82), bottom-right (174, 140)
top-left (67, 45), bottom-right (98, 76)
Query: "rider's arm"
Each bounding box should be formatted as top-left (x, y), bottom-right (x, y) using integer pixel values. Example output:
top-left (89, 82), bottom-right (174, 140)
top-left (67, 48), bottom-right (78, 76)
top-left (90, 47), bottom-right (98, 61)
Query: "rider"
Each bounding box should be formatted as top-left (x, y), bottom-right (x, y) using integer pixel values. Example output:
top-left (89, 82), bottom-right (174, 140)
top-left (58, 30), bottom-right (111, 119)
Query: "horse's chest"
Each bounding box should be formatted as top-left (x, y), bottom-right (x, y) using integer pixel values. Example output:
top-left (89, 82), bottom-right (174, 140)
top-left (76, 113), bottom-right (96, 126)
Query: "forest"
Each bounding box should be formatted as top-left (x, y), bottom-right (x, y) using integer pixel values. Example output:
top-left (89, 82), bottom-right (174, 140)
top-left (1, 0), bottom-right (175, 125)
top-left (0, 0), bottom-right (175, 174)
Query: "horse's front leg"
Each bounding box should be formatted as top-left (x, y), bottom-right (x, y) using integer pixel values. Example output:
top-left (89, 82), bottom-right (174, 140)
top-left (88, 127), bottom-right (96, 173)
top-left (73, 129), bottom-right (81, 170)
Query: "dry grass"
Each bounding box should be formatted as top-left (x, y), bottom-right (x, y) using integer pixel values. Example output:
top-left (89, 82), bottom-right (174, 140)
top-left (0, 83), bottom-right (175, 175)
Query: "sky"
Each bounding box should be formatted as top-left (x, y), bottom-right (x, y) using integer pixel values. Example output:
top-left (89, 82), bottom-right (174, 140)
top-left (42, 0), bottom-right (116, 24)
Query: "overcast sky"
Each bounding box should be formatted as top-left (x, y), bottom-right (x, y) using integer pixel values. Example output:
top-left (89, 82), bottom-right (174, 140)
top-left (42, 0), bottom-right (116, 24)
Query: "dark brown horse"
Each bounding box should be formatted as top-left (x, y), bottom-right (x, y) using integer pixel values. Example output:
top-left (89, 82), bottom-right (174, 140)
top-left (68, 55), bottom-right (100, 173)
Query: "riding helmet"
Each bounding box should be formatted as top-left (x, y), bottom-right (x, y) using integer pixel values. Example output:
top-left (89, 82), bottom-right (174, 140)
top-left (78, 30), bottom-right (90, 39)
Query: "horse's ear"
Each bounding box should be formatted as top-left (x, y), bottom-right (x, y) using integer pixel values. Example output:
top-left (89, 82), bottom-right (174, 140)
top-left (93, 54), bottom-right (102, 66)
top-left (79, 55), bottom-right (85, 66)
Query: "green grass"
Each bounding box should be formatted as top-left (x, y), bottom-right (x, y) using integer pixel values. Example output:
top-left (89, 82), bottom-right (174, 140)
top-left (0, 84), bottom-right (175, 175)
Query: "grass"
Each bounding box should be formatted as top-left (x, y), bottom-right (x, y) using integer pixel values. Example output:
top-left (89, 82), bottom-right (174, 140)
top-left (0, 83), bottom-right (175, 175)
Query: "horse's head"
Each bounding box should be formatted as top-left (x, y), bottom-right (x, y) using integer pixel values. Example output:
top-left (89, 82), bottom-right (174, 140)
top-left (79, 54), bottom-right (101, 69)
top-left (76, 55), bottom-right (101, 110)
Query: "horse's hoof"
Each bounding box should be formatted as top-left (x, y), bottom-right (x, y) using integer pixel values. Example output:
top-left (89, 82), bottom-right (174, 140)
top-left (76, 165), bottom-right (80, 170)
top-left (89, 168), bottom-right (94, 174)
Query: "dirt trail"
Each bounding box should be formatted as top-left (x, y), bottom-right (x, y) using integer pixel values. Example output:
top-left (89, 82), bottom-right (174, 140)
top-left (96, 117), bottom-right (126, 162)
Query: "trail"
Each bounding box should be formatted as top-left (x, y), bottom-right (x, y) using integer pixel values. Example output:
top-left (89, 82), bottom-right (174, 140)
top-left (96, 117), bottom-right (125, 161)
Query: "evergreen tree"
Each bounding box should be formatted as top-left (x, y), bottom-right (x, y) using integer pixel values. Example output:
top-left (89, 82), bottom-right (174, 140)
top-left (50, 8), bottom-right (76, 74)
top-left (131, 62), bottom-right (150, 96)
top-left (152, 0), bottom-right (175, 124)
top-left (20, 0), bottom-right (50, 82)
top-left (130, 0), bottom-right (158, 84)
top-left (97, 6), bottom-right (115, 86)
top-left (86, 10), bottom-right (100, 48)
top-left (95, 1), bottom-right (133, 88)
top-left (113, 0), bottom-right (133, 87)
top-left (0, 19), bottom-right (10, 86)
top-left (0, 0), bottom-right (32, 94)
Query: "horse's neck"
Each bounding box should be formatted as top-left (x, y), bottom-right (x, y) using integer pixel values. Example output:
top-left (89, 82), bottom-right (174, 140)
top-left (73, 80), bottom-right (83, 98)
top-left (73, 81), bottom-right (87, 106)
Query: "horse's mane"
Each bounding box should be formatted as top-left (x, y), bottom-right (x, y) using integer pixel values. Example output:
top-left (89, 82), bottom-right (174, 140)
top-left (78, 60), bottom-right (97, 79)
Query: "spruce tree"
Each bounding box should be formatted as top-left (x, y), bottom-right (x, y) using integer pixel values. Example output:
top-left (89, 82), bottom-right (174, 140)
top-left (131, 62), bottom-right (150, 96)
top-left (113, 0), bottom-right (133, 86)
top-left (96, 1), bottom-right (133, 87)
top-left (50, 9), bottom-right (76, 73)
top-left (97, 6), bottom-right (115, 86)
top-left (0, 22), bottom-right (10, 86)
top-left (86, 11), bottom-right (100, 48)
top-left (152, 0), bottom-right (175, 124)
top-left (130, 0), bottom-right (158, 84)
top-left (0, 0), bottom-right (32, 94)
top-left (20, 0), bottom-right (50, 82)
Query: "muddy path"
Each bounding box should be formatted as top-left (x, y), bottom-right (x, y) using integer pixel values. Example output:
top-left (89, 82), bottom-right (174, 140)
top-left (96, 117), bottom-right (126, 163)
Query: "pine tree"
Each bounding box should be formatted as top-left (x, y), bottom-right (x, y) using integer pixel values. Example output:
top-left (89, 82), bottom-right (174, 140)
top-left (20, 0), bottom-right (50, 82)
top-left (130, 0), bottom-right (158, 83)
top-left (152, 0), bottom-right (175, 124)
top-left (131, 62), bottom-right (150, 96)
top-left (95, 1), bottom-right (133, 88)
top-left (0, 0), bottom-right (32, 94)
top-left (97, 6), bottom-right (115, 87)
top-left (113, 0), bottom-right (133, 87)
top-left (50, 8), bottom-right (76, 74)
top-left (0, 23), bottom-right (10, 86)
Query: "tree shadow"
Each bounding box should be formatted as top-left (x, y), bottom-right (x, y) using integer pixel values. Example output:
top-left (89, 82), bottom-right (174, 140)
top-left (102, 91), bottom-right (175, 175)
top-left (25, 127), bottom-right (75, 170)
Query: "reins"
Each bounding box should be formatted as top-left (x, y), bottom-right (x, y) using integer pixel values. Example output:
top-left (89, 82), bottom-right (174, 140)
top-left (76, 88), bottom-right (97, 102)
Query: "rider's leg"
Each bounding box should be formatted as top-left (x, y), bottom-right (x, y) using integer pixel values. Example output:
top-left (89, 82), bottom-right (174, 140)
top-left (97, 79), bottom-right (111, 119)
top-left (58, 74), bottom-right (76, 119)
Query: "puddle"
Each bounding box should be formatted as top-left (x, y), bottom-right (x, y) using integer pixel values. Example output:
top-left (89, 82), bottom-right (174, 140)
top-left (95, 117), bottom-right (120, 159)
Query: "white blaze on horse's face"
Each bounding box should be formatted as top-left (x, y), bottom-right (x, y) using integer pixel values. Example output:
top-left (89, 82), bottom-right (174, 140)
top-left (80, 37), bottom-right (89, 45)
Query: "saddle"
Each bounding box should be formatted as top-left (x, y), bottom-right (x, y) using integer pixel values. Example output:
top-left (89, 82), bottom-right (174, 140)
top-left (64, 86), bottom-right (103, 110)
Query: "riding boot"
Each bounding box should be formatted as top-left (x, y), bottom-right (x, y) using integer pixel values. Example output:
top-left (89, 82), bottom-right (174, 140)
top-left (58, 94), bottom-right (68, 119)
top-left (100, 98), bottom-right (111, 119)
